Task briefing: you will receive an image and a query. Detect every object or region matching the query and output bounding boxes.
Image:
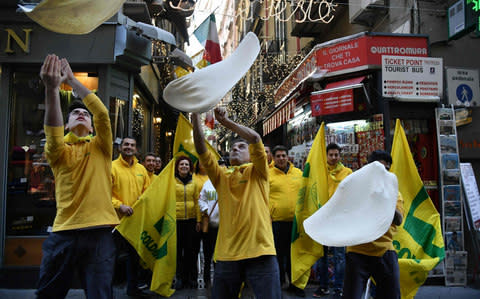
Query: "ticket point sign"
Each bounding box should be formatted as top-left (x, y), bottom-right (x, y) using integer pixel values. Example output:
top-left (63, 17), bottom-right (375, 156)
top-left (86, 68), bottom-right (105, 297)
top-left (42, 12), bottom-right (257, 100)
top-left (382, 55), bottom-right (443, 98)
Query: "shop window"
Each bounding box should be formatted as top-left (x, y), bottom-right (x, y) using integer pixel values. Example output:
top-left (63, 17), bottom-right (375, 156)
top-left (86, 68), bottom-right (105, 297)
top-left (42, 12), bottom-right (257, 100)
top-left (110, 97), bottom-right (128, 151)
top-left (132, 90), bottom-right (152, 155)
top-left (6, 71), bottom-right (98, 237)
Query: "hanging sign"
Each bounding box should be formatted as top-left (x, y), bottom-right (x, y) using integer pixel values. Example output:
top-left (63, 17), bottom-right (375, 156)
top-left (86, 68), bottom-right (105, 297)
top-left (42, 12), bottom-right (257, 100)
top-left (310, 88), bottom-right (354, 116)
top-left (382, 55), bottom-right (443, 98)
top-left (460, 163), bottom-right (480, 231)
top-left (446, 68), bottom-right (479, 107)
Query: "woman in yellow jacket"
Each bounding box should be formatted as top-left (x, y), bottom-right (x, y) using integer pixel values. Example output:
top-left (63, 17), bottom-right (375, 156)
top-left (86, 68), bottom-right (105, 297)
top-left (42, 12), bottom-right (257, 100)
top-left (175, 156), bottom-right (200, 289)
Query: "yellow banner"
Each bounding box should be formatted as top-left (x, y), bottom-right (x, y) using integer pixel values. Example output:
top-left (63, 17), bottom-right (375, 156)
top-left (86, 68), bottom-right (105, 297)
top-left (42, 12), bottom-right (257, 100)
top-left (291, 123), bottom-right (329, 289)
top-left (391, 119), bottom-right (445, 299)
top-left (117, 113), bottom-right (219, 297)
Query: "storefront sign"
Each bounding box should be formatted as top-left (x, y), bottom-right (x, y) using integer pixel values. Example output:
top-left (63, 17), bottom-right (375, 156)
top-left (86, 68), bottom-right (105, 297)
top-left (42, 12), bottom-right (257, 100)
top-left (3, 28), bottom-right (32, 54)
top-left (263, 98), bottom-right (296, 136)
top-left (310, 88), bottom-right (354, 116)
top-left (316, 34), bottom-right (428, 74)
top-left (274, 52), bottom-right (318, 104)
top-left (446, 68), bottom-right (479, 107)
top-left (274, 33), bottom-right (428, 105)
top-left (382, 55), bottom-right (443, 98)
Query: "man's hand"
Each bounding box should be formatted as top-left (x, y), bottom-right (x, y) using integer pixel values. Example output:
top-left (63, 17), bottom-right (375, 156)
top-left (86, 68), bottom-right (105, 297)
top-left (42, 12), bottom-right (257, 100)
top-left (119, 204), bottom-right (134, 216)
top-left (60, 58), bottom-right (75, 86)
top-left (196, 222), bottom-right (201, 232)
top-left (40, 54), bottom-right (66, 90)
top-left (214, 107), bottom-right (228, 124)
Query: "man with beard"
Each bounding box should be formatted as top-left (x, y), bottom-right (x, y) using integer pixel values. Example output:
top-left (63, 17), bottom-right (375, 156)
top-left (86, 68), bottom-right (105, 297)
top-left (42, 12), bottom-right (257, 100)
top-left (143, 152), bottom-right (157, 179)
top-left (112, 137), bottom-right (150, 296)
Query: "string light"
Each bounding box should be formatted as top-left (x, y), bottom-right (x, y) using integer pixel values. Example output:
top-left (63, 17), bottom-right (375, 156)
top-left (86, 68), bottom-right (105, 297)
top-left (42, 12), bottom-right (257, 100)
top-left (236, 0), bottom-right (338, 24)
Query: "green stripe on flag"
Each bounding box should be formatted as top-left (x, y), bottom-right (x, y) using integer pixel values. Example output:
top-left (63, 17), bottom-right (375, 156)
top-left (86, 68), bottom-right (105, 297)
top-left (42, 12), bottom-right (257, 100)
top-left (403, 187), bottom-right (445, 259)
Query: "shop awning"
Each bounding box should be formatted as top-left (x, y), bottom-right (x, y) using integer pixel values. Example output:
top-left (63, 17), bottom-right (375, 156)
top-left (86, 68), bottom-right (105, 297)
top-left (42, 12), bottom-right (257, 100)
top-left (310, 76), bottom-right (367, 117)
top-left (263, 97), bottom-right (296, 136)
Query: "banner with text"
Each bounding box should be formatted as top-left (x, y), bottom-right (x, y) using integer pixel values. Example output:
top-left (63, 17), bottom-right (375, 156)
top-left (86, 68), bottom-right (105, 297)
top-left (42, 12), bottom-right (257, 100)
top-left (382, 55), bottom-right (443, 98)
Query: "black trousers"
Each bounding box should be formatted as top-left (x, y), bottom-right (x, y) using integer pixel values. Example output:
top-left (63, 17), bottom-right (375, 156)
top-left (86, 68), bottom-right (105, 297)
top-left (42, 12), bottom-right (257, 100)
top-left (272, 221), bottom-right (293, 285)
top-left (343, 250), bottom-right (400, 299)
top-left (176, 219), bottom-right (198, 286)
top-left (202, 226), bottom-right (218, 283)
top-left (36, 228), bottom-right (115, 299)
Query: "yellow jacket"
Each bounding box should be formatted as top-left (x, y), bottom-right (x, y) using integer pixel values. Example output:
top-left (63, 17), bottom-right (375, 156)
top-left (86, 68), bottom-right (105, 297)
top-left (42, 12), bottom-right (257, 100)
top-left (327, 162), bottom-right (353, 198)
top-left (175, 176), bottom-right (201, 221)
top-left (44, 93), bottom-right (119, 232)
top-left (199, 141), bottom-right (276, 261)
top-left (269, 163), bottom-right (303, 221)
top-left (111, 155), bottom-right (150, 216)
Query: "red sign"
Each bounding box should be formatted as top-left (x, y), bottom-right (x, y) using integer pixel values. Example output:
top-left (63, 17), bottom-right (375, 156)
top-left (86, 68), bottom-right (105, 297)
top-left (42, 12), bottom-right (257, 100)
top-left (316, 34), bottom-right (429, 74)
top-left (263, 99), bottom-right (296, 136)
top-left (274, 33), bottom-right (429, 107)
top-left (310, 89), bottom-right (354, 116)
top-left (274, 53), bottom-right (317, 104)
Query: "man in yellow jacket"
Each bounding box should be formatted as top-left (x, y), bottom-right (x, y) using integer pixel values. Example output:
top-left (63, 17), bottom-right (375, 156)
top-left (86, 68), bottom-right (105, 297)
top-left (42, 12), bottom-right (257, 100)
top-left (142, 152), bottom-right (157, 180)
top-left (112, 137), bottom-right (150, 296)
top-left (314, 143), bottom-right (352, 298)
top-left (192, 108), bottom-right (281, 299)
top-left (37, 55), bottom-right (119, 299)
top-left (268, 145), bottom-right (304, 296)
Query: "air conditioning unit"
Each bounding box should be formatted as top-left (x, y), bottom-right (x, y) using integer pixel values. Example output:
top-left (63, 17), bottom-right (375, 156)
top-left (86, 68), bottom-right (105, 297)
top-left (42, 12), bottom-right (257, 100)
top-left (349, 0), bottom-right (386, 26)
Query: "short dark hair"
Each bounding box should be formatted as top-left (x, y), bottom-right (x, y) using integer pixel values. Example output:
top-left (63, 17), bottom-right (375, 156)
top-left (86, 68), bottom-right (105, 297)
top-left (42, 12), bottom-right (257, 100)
top-left (144, 152), bottom-right (156, 160)
top-left (272, 145), bottom-right (288, 156)
top-left (367, 150), bottom-right (392, 164)
top-left (326, 143), bottom-right (341, 153)
top-left (121, 136), bottom-right (136, 145)
top-left (231, 138), bottom-right (248, 147)
top-left (68, 100), bottom-right (92, 117)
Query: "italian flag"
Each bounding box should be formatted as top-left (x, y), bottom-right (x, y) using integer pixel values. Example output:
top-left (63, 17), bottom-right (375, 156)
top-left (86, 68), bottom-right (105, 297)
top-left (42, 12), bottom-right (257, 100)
top-left (193, 14), bottom-right (222, 68)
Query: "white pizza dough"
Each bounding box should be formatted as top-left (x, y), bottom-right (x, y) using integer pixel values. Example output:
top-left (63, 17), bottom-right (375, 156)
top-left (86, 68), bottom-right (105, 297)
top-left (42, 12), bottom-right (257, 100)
top-left (163, 32), bottom-right (260, 113)
top-left (304, 161), bottom-right (398, 247)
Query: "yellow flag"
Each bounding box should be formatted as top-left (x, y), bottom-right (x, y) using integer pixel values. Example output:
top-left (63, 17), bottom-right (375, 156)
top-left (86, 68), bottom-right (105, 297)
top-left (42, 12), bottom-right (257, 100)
top-left (173, 113), bottom-right (220, 163)
top-left (117, 113), bottom-right (219, 297)
top-left (391, 119), bottom-right (445, 299)
top-left (291, 123), bottom-right (329, 289)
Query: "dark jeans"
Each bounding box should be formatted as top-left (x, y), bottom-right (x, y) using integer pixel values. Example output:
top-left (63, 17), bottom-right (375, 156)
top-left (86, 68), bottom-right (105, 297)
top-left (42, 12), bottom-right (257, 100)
top-left (272, 221), bottom-right (292, 285)
top-left (202, 226), bottom-right (218, 283)
top-left (318, 246), bottom-right (345, 290)
top-left (176, 219), bottom-right (198, 286)
top-left (343, 250), bottom-right (400, 299)
top-left (113, 231), bottom-right (141, 293)
top-left (36, 227), bottom-right (115, 299)
top-left (212, 255), bottom-right (281, 299)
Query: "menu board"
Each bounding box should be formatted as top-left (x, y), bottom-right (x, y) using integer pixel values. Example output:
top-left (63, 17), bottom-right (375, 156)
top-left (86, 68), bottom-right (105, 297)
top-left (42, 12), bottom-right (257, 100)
top-left (460, 163), bottom-right (480, 231)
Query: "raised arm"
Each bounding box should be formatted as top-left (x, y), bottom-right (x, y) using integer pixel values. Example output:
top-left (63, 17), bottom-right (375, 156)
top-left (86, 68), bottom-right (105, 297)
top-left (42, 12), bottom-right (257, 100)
top-left (192, 113), bottom-right (207, 155)
top-left (60, 58), bottom-right (91, 99)
top-left (214, 107), bottom-right (260, 144)
top-left (41, 55), bottom-right (66, 127)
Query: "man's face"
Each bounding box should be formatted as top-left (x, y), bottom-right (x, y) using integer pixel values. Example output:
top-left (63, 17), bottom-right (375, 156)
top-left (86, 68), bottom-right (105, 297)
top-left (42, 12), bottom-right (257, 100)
top-left (120, 138), bottom-right (137, 158)
top-left (229, 141), bottom-right (250, 166)
top-left (155, 157), bottom-right (162, 171)
top-left (265, 146), bottom-right (273, 164)
top-left (378, 160), bottom-right (391, 171)
top-left (327, 149), bottom-right (340, 166)
top-left (143, 155), bottom-right (156, 173)
top-left (274, 150), bottom-right (288, 171)
top-left (66, 108), bottom-right (93, 135)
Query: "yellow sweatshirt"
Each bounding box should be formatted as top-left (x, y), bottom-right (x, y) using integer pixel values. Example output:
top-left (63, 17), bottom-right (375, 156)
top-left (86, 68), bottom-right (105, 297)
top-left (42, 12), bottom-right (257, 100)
top-left (327, 162), bottom-right (353, 198)
top-left (44, 93), bottom-right (119, 232)
top-left (111, 155), bottom-right (150, 217)
top-left (269, 163), bottom-right (303, 221)
top-left (199, 141), bottom-right (276, 261)
top-left (347, 193), bottom-right (405, 257)
top-left (175, 176), bottom-right (201, 221)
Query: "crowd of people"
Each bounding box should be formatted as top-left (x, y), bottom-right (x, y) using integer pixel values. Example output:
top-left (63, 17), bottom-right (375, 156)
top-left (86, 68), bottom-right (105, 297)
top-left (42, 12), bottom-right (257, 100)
top-left (36, 54), bottom-right (403, 299)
